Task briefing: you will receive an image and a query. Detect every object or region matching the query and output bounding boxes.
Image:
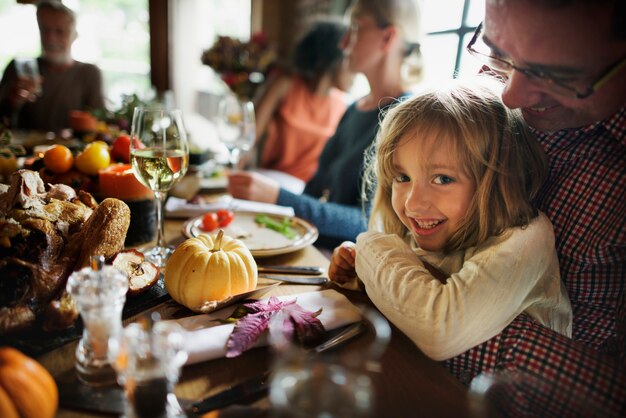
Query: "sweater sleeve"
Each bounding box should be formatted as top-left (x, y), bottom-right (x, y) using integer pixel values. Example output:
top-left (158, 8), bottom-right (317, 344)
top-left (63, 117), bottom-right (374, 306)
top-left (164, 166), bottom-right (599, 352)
top-left (277, 188), bottom-right (367, 246)
top-left (354, 214), bottom-right (563, 360)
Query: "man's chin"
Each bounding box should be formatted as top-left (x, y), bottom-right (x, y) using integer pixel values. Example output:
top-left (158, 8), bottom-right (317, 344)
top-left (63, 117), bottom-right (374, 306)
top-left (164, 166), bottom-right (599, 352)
top-left (521, 109), bottom-right (567, 133)
top-left (42, 53), bottom-right (72, 66)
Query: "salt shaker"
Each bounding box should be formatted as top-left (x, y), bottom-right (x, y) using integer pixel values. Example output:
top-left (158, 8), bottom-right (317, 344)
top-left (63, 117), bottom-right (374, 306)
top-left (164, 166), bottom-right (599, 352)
top-left (109, 312), bottom-right (188, 418)
top-left (66, 255), bottom-right (128, 386)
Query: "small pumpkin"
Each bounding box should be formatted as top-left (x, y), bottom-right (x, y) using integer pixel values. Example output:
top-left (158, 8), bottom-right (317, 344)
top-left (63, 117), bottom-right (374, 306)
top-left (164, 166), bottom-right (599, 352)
top-left (164, 230), bottom-right (258, 311)
top-left (0, 347), bottom-right (58, 418)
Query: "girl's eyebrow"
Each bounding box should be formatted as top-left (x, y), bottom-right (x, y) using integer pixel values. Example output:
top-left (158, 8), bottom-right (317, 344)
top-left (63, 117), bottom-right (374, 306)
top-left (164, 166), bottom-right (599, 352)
top-left (428, 162), bottom-right (456, 171)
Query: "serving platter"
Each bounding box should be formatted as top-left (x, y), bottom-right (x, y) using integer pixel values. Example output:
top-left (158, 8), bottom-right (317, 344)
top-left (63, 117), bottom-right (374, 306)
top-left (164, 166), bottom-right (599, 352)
top-left (182, 211), bottom-right (319, 257)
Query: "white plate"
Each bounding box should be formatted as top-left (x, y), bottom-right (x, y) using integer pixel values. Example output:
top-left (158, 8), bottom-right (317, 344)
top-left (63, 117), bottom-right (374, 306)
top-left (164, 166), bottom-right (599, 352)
top-left (182, 211), bottom-right (319, 257)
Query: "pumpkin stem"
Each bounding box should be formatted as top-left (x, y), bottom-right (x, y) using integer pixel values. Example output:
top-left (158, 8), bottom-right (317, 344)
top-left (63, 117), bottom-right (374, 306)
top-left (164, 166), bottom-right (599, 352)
top-left (211, 229), bottom-right (225, 252)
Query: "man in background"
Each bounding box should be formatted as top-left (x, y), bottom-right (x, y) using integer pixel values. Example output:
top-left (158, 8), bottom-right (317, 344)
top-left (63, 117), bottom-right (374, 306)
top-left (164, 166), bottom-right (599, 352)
top-left (0, 0), bottom-right (105, 132)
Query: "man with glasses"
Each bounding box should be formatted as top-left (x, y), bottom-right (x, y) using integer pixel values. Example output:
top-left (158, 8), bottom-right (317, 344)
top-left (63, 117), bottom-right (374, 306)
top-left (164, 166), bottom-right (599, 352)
top-left (445, 1), bottom-right (625, 416)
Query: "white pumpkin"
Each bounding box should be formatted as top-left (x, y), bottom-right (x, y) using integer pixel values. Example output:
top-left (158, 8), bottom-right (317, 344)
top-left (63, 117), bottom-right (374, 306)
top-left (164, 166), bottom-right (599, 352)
top-left (164, 230), bottom-right (257, 311)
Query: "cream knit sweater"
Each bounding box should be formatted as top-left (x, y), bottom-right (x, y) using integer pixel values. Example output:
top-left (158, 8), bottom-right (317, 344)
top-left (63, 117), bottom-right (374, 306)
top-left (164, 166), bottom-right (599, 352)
top-left (353, 212), bottom-right (572, 361)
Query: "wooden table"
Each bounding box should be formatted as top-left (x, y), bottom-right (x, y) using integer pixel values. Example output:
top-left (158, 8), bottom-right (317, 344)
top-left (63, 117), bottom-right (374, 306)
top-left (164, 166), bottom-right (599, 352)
top-left (39, 219), bottom-right (469, 417)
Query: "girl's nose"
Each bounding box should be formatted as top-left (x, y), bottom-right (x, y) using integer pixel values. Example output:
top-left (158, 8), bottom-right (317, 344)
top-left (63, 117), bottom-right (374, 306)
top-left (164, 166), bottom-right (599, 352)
top-left (405, 183), bottom-right (430, 213)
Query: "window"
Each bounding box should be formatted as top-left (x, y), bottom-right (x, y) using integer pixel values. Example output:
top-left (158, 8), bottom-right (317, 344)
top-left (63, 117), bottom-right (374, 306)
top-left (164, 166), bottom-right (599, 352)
top-left (421, 0), bottom-right (485, 81)
top-left (0, 0), bottom-right (151, 109)
top-left (170, 0), bottom-right (252, 116)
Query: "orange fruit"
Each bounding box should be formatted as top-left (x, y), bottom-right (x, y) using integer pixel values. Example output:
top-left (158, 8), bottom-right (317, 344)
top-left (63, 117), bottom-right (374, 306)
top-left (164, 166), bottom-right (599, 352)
top-left (43, 145), bottom-right (74, 174)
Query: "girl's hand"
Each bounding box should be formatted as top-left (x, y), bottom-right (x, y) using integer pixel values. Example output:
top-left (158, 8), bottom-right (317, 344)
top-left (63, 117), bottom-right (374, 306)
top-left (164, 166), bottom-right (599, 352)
top-left (329, 241), bottom-right (357, 284)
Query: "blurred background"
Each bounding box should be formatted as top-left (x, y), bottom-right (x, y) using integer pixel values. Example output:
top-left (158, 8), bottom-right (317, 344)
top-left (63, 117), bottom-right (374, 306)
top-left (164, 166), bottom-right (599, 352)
top-left (0, 0), bottom-right (485, 122)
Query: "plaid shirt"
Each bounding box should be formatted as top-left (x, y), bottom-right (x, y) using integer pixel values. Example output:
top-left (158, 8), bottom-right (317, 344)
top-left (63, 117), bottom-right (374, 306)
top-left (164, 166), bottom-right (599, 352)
top-left (445, 107), bottom-right (626, 417)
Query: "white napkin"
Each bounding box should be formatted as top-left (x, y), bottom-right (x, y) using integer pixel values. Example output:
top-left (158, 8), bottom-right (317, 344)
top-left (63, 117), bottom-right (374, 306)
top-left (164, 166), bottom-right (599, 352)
top-left (176, 289), bottom-right (362, 365)
top-left (165, 196), bottom-right (295, 219)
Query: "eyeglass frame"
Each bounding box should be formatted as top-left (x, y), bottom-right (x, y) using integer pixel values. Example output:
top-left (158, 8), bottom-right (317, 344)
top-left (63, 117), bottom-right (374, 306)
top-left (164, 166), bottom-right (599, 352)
top-left (466, 22), bottom-right (626, 99)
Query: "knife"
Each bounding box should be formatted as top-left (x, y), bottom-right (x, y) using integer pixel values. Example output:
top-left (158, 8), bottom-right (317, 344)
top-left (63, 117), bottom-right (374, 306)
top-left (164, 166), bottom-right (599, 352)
top-left (188, 321), bottom-right (367, 416)
top-left (257, 265), bottom-right (325, 275)
top-left (258, 274), bottom-right (329, 285)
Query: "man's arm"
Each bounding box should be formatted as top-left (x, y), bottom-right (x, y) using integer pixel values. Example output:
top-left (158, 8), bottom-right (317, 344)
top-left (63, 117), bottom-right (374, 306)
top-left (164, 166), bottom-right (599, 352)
top-left (445, 314), bottom-right (626, 417)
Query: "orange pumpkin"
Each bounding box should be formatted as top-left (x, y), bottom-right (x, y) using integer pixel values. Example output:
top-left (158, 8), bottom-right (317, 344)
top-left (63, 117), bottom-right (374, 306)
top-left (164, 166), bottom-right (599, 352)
top-left (0, 347), bottom-right (58, 418)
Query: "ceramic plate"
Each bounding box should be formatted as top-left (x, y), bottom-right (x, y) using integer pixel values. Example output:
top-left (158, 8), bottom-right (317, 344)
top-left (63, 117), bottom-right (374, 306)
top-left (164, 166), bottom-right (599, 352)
top-left (182, 211), bottom-right (319, 257)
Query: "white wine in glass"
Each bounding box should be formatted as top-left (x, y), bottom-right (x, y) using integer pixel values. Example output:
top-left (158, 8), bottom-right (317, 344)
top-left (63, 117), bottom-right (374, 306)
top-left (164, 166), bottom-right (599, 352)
top-left (130, 107), bottom-right (189, 268)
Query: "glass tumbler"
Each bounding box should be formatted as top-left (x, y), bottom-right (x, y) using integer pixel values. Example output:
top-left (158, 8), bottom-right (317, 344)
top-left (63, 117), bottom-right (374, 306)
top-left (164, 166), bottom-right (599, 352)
top-left (269, 307), bottom-right (391, 418)
top-left (109, 315), bottom-right (188, 418)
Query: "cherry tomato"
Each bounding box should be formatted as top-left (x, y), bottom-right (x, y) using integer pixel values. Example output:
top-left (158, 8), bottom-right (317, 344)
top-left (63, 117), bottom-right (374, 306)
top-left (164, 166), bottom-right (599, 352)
top-left (43, 144), bottom-right (74, 174)
top-left (201, 212), bottom-right (219, 231)
top-left (110, 134), bottom-right (131, 163)
top-left (216, 209), bottom-right (235, 227)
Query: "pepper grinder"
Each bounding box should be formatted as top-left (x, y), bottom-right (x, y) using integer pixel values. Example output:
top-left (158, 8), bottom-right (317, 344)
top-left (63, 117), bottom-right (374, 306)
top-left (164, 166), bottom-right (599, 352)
top-left (66, 255), bottom-right (128, 386)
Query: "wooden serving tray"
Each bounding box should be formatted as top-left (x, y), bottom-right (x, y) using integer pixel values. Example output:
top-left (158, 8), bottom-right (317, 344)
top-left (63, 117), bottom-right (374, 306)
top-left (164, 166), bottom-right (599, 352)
top-left (0, 284), bottom-right (171, 357)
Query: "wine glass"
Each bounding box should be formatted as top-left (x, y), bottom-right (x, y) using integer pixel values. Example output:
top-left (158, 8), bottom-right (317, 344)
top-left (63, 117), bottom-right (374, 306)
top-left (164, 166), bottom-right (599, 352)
top-left (216, 94), bottom-right (256, 169)
top-left (130, 107), bottom-right (189, 268)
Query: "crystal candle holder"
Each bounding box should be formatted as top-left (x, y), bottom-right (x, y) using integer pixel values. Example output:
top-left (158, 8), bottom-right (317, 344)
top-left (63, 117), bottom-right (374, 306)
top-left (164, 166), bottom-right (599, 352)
top-left (66, 260), bottom-right (128, 386)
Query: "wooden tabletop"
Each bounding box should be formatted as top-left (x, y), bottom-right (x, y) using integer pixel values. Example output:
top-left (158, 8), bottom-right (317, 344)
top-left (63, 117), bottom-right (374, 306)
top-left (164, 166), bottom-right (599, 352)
top-left (39, 218), bottom-right (469, 417)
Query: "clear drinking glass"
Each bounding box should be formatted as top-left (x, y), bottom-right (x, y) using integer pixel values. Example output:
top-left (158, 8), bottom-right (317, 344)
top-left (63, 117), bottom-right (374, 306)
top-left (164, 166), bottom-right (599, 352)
top-left (468, 370), bottom-right (608, 417)
top-left (14, 57), bottom-right (42, 97)
top-left (269, 307), bottom-right (391, 418)
top-left (130, 107), bottom-right (189, 268)
top-left (216, 94), bottom-right (256, 168)
top-left (108, 313), bottom-right (188, 418)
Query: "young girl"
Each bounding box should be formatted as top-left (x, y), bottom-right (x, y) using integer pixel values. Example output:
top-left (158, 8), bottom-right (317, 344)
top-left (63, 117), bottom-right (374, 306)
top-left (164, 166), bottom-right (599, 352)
top-left (329, 78), bottom-right (572, 361)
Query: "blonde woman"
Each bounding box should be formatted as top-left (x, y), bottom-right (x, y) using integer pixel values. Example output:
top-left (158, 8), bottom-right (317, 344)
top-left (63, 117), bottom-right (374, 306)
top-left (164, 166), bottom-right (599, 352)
top-left (228, 0), bottom-right (423, 249)
top-left (329, 78), bottom-right (572, 360)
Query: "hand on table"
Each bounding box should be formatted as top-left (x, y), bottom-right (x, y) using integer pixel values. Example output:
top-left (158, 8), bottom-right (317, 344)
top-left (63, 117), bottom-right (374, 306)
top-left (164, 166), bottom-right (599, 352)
top-left (227, 171), bottom-right (280, 204)
top-left (329, 241), bottom-right (357, 285)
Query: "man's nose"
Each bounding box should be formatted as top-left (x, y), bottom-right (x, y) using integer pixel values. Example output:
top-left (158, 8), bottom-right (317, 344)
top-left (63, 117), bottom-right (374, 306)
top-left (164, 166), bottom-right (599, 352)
top-left (500, 69), bottom-right (545, 110)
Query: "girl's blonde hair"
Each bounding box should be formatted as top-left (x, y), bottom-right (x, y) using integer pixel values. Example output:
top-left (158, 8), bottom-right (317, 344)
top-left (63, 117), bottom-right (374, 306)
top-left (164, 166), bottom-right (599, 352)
top-left (365, 77), bottom-right (547, 252)
top-left (348, 0), bottom-right (424, 87)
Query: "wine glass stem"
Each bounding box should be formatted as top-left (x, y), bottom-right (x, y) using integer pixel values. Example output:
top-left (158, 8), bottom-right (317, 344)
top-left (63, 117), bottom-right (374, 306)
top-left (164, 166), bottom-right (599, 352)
top-left (229, 149), bottom-right (241, 168)
top-left (154, 191), bottom-right (167, 249)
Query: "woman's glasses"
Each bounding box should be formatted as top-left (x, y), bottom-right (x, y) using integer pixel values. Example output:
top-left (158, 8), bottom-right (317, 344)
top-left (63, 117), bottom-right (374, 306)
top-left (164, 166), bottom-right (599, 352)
top-left (466, 22), bottom-right (626, 99)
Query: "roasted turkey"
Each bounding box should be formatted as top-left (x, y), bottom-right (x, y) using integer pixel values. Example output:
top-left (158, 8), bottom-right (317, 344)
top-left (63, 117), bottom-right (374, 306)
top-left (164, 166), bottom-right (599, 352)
top-left (0, 169), bottom-right (130, 334)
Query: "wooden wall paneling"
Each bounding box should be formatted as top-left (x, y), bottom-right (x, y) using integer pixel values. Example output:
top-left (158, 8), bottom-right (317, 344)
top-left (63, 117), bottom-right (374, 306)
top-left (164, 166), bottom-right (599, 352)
top-left (149, 0), bottom-right (169, 95)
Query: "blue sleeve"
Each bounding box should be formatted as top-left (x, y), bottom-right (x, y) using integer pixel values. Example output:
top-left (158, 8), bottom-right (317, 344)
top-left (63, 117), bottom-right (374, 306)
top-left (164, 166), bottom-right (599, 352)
top-left (277, 188), bottom-right (368, 246)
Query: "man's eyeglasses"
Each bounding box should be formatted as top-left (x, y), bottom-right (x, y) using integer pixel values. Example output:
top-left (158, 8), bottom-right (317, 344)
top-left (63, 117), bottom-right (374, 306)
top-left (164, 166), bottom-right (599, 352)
top-left (466, 22), bottom-right (626, 99)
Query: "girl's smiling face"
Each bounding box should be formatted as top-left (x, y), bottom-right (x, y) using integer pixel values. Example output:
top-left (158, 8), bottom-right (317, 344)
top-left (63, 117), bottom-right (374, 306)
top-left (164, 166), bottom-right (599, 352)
top-left (391, 132), bottom-right (476, 252)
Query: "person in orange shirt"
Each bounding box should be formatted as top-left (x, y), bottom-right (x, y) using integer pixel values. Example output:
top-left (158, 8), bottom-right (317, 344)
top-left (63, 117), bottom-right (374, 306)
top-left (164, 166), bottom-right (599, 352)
top-left (253, 17), bottom-right (354, 182)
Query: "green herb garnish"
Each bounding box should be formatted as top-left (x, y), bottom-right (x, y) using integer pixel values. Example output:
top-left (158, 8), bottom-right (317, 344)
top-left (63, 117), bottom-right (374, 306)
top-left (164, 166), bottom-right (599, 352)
top-left (255, 214), bottom-right (297, 239)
